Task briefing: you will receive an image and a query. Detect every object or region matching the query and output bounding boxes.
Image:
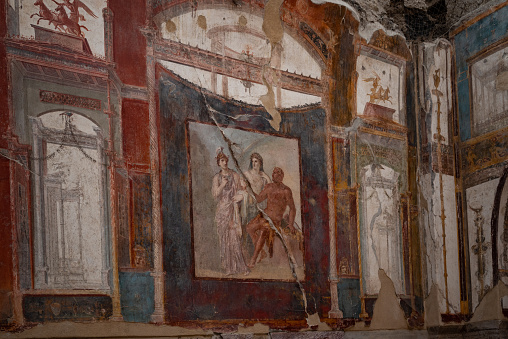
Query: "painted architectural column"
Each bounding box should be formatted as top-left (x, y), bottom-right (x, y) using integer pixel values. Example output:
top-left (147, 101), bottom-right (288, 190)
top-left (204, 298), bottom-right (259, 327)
top-left (105, 83), bottom-right (123, 321)
top-left (103, 6), bottom-right (123, 320)
top-left (142, 26), bottom-right (165, 324)
top-left (417, 40), bottom-right (461, 318)
top-left (7, 133), bottom-right (27, 326)
top-left (322, 70), bottom-right (342, 319)
top-left (6, 49), bottom-right (24, 325)
top-left (103, 7), bottom-right (114, 64)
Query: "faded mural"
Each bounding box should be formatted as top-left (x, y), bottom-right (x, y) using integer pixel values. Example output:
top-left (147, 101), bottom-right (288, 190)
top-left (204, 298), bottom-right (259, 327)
top-left (360, 164), bottom-right (403, 295)
top-left (31, 112), bottom-right (109, 290)
top-left (466, 180), bottom-right (498, 310)
top-left (2, 0), bottom-right (508, 334)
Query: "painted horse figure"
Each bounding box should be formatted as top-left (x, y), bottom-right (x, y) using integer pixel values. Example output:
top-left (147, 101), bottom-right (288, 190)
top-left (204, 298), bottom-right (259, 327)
top-left (54, 3), bottom-right (89, 37)
top-left (30, 0), bottom-right (64, 31)
top-left (31, 0), bottom-right (91, 37)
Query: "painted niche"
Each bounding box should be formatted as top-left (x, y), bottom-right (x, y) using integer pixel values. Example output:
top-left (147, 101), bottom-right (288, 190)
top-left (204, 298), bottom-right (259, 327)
top-left (466, 179), bottom-right (498, 310)
top-left (30, 111), bottom-right (109, 290)
top-left (470, 44), bottom-right (508, 137)
top-left (360, 164), bottom-right (404, 295)
top-left (356, 49), bottom-right (405, 125)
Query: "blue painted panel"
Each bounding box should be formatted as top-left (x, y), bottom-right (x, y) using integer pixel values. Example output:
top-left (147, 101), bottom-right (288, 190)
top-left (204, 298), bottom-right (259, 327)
top-left (337, 279), bottom-right (361, 319)
top-left (119, 271), bottom-right (154, 323)
top-left (457, 80), bottom-right (471, 141)
top-left (453, 4), bottom-right (508, 141)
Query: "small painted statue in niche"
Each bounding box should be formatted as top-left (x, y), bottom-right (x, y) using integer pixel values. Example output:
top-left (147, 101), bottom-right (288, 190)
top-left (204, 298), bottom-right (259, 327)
top-left (339, 257), bottom-right (349, 275)
top-left (133, 245), bottom-right (148, 269)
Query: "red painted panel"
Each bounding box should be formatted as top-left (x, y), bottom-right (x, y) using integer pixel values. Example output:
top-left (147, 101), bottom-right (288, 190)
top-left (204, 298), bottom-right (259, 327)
top-left (0, 0), bottom-right (13, 292)
top-left (122, 99), bottom-right (150, 165)
top-left (110, 0), bottom-right (147, 87)
top-left (0, 0), bottom-right (9, 149)
top-left (0, 159), bottom-right (13, 292)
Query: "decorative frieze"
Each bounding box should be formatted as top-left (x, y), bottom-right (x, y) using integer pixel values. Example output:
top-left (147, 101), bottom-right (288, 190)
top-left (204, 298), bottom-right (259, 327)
top-left (461, 128), bottom-right (508, 174)
top-left (40, 90), bottom-right (101, 111)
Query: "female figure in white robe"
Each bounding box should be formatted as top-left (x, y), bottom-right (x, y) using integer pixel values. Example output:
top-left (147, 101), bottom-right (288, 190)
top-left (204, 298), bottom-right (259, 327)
top-left (212, 148), bottom-right (248, 275)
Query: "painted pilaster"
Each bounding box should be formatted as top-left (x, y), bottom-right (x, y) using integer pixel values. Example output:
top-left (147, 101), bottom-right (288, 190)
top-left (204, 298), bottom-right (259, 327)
top-left (322, 70), bottom-right (342, 319)
top-left (105, 77), bottom-right (123, 321)
top-left (7, 133), bottom-right (25, 326)
top-left (103, 7), bottom-right (114, 64)
top-left (142, 26), bottom-right (165, 324)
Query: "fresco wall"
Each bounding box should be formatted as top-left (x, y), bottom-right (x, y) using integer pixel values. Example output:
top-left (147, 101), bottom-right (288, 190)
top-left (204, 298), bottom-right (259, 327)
top-left (1, 0), bottom-right (508, 337)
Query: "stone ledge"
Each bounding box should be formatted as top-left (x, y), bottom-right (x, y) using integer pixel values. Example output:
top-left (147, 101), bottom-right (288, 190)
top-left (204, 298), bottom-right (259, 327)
top-left (428, 320), bottom-right (508, 339)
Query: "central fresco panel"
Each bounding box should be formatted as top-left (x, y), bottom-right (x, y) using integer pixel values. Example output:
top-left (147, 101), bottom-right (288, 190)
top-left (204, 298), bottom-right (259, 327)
top-left (188, 121), bottom-right (304, 281)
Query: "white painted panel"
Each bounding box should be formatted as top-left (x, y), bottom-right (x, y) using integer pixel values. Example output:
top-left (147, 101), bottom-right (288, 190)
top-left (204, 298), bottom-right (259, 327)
top-left (467, 179), bottom-right (499, 311)
top-left (356, 54), bottom-right (402, 123)
top-left (18, 0), bottom-right (106, 57)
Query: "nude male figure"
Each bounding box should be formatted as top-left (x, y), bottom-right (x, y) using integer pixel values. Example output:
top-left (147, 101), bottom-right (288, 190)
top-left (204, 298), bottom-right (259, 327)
top-left (246, 167), bottom-right (296, 268)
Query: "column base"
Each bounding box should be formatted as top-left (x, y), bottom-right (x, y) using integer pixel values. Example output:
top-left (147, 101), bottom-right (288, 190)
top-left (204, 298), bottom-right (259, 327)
top-left (328, 310), bottom-right (344, 319)
top-left (110, 315), bottom-right (124, 322)
top-left (150, 310), bottom-right (165, 324)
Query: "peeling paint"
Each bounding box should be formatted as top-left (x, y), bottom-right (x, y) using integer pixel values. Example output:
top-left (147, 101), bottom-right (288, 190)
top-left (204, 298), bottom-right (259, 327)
top-left (424, 283), bottom-right (443, 328)
top-left (238, 15), bottom-right (248, 27)
top-left (262, 0), bottom-right (284, 46)
top-left (369, 269), bottom-right (408, 330)
top-left (259, 0), bottom-right (284, 131)
top-left (305, 312), bottom-right (332, 330)
top-left (358, 22), bottom-right (405, 47)
top-left (259, 68), bottom-right (281, 131)
top-left (197, 15), bottom-right (207, 30)
top-left (235, 322), bottom-right (271, 334)
top-left (1, 321), bottom-right (216, 338)
top-left (470, 281), bottom-right (508, 322)
top-left (165, 19), bottom-right (176, 33)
